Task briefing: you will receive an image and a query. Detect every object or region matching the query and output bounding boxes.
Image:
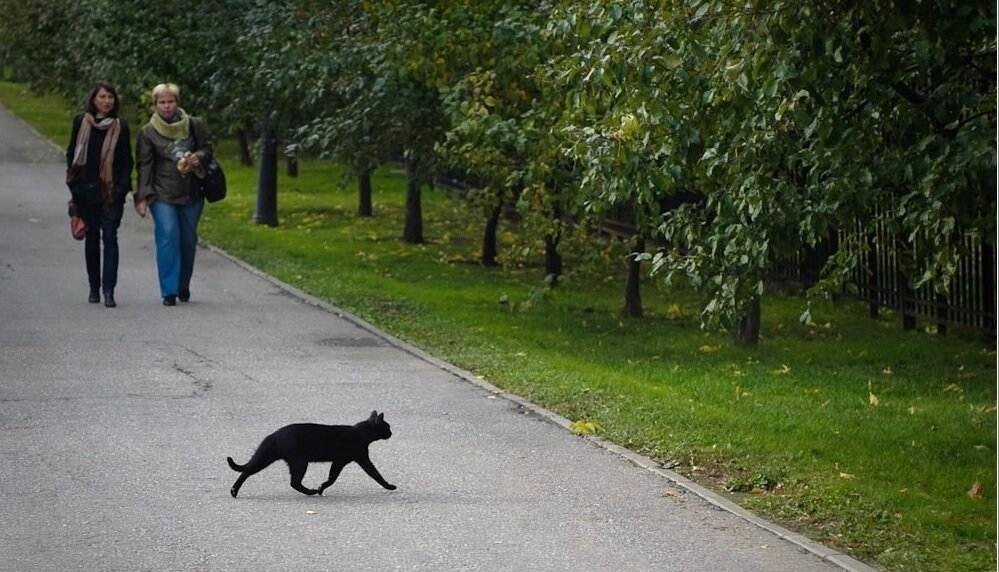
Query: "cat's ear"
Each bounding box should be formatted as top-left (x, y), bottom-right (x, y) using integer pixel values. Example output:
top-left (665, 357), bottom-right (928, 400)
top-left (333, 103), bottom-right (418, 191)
top-left (369, 410), bottom-right (378, 421)
top-left (377, 412), bottom-right (384, 423)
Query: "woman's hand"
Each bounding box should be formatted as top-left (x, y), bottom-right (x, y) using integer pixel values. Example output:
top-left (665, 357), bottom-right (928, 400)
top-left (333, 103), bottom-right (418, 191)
top-left (135, 197), bottom-right (148, 218)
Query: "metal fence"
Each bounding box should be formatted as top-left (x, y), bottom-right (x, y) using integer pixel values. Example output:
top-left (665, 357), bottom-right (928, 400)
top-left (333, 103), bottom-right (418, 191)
top-left (834, 218), bottom-right (996, 335)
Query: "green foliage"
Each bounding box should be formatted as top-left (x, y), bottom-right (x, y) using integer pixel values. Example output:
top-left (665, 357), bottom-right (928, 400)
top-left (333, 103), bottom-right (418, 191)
top-left (4, 82), bottom-right (997, 572)
top-left (544, 0), bottom-right (996, 338)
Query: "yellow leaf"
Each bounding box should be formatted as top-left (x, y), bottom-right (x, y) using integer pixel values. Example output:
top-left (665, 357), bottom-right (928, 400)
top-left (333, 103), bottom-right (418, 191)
top-left (968, 481), bottom-right (983, 499)
top-left (882, 367), bottom-right (893, 375)
top-left (869, 392), bottom-right (880, 407)
top-left (698, 345), bottom-right (720, 353)
top-left (944, 383), bottom-right (963, 393)
top-left (839, 472), bottom-right (856, 479)
top-left (570, 420), bottom-right (604, 435)
top-left (666, 303), bottom-right (684, 319)
top-left (769, 364), bottom-right (791, 375)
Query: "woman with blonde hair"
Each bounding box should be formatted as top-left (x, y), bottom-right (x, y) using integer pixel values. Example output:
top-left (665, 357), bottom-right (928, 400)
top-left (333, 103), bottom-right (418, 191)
top-left (66, 81), bottom-right (133, 307)
top-left (135, 83), bottom-right (213, 306)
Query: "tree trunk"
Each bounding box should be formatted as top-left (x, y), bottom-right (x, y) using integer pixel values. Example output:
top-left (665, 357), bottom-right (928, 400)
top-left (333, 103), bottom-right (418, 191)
top-left (544, 188), bottom-right (563, 286)
top-left (734, 297), bottom-right (761, 346)
top-left (237, 128), bottom-right (254, 167)
top-left (900, 263), bottom-right (917, 331)
top-left (983, 239), bottom-right (996, 334)
top-left (481, 202), bottom-right (502, 267)
top-left (403, 155), bottom-right (423, 243)
top-left (867, 229), bottom-right (879, 318)
top-left (254, 130), bottom-right (278, 226)
top-left (623, 236), bottom-right (644, 317)
top-left (358, 166), bottom-right (374, 217)
top-left (544, 234), bottom-right (562, 286)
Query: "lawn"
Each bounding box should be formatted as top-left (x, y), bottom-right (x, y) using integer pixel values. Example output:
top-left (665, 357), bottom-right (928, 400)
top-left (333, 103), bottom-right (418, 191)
top-left (2, 80), bottom-right (995, 572)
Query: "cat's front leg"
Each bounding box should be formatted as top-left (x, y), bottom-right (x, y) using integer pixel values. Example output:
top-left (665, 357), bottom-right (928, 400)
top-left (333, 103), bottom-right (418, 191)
top-left (318, 461), bottom-right (348, 496)
top-left (357, 456), bottom-right (396, 490)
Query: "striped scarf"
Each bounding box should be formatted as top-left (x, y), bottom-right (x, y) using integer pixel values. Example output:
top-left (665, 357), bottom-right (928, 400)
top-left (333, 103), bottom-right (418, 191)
top-left (67, 113), bottom-right (121, 205)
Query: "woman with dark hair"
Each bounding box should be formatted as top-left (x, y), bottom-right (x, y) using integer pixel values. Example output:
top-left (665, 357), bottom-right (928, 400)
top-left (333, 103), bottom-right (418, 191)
top-left (66, 81), bottom-right (133, 307)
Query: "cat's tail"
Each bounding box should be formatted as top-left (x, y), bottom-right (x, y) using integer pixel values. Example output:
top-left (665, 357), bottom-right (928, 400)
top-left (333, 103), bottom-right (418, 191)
top-left (227, 456), bottom-right (246, 471)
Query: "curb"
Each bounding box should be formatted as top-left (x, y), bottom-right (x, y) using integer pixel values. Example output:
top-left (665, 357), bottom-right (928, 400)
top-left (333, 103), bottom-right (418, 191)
top-left (203, 241), bottom-right (881, 572)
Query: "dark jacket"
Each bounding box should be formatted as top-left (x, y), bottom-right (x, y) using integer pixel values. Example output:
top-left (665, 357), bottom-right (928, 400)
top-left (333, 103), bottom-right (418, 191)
top-left (65, 114), bottom-right (133, 205)
top-left (135, 116), bottom-right (212, 205)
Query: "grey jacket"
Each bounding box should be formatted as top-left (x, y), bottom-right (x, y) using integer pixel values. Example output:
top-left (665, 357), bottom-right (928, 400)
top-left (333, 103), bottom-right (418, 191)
top-left (135, 116), bottom-right (213, 205)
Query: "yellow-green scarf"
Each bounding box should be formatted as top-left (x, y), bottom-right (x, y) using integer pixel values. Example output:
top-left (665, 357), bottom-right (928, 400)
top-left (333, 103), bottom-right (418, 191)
top-left (149, 108), bottom-right (190, 140)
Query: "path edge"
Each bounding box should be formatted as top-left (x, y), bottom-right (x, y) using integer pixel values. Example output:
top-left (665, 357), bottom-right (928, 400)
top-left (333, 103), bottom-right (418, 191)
top-left (202, 240), bottom-right (881, 572)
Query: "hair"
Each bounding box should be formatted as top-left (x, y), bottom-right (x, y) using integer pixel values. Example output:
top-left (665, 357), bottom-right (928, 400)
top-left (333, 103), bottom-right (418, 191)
top-left (151, 83), bottom-right (181, 104)
top-left (85, 81), bottom-right (121, 117)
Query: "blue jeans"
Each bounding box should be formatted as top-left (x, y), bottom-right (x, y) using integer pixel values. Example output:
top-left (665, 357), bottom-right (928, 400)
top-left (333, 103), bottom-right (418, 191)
top-left (150, 199), bottom-right (204, 298)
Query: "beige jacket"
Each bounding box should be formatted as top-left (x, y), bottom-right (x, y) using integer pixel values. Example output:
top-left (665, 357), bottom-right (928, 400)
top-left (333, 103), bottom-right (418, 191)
top-left (135, 116), bottom-right (212, 205)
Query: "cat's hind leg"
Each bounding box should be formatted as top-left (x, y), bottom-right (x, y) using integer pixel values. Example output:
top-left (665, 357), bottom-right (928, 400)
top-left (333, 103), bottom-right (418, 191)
top-left (229, 440), bottom-right (279, 498)
top-left (231, 457), bottom-right (278, 497)
top-left (317, 461), bottom-right (348, 496)
top-left (287, 460), bottom-right (320, 496)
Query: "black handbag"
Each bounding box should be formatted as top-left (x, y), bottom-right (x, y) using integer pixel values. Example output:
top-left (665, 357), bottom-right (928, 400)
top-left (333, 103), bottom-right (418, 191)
top-left (189, 117), bottom-right (227, 203)
top-left (198, 159), bottom-right (227, 203)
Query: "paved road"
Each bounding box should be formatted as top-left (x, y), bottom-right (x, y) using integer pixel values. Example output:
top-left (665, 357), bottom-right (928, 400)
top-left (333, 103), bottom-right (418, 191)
top-left (0, 103), bottom-right (871, 572)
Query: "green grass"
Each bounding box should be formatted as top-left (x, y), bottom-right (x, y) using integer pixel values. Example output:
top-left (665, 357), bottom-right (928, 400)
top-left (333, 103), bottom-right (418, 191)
top-left (3, 80), bottom-right (995, 572)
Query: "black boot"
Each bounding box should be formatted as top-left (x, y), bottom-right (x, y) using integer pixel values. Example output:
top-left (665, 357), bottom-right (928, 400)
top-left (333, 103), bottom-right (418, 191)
top-left (163, 295), bottom-right (177, 306)
top-left (179, 288), bottom-right (190, 302)
top-left (89, 288), bottom-right (100, 304)
top-left (103, 289), bottom-right (116, 308)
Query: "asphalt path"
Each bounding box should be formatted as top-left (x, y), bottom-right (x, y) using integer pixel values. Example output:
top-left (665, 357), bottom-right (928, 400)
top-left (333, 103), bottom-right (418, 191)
top-left (0, 102), bottom-right (873, 572)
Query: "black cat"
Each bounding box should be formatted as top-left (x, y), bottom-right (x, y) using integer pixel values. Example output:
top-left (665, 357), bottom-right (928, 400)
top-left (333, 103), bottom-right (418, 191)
top-left (227, 410), bottom-right (397, 498)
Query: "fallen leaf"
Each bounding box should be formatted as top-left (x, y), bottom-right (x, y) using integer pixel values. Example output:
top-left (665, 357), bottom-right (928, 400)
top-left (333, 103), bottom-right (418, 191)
top-left (869, 392), bottom-right (880, 407)
top-left (770, 364), bottom-right (791, 375)
top-left (570, 420), bottom-right (604, 435)
top-left (839, 472), bottom-right (856, 480)
top-left (698, 344), bottom-right (720, 353)
top-left (944, 383), bottom-right (963, 393)
top-left (666, 304), bottom-right (684, 319)
top-left (968, 481), bottom-right (983, 498)
top-left (882, 367), bottom-right (893, 375)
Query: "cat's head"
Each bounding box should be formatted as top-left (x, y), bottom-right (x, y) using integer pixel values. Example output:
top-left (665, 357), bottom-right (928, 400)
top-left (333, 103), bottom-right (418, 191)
top-left (366, 410), bottom-right (392, 440)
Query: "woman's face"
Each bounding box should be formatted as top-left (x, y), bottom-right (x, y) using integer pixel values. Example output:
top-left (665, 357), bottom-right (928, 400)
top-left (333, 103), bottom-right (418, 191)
top-left (155, 94), bottom-right (178, 120)
top-left (93, 88), bottom-right (115, 116)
